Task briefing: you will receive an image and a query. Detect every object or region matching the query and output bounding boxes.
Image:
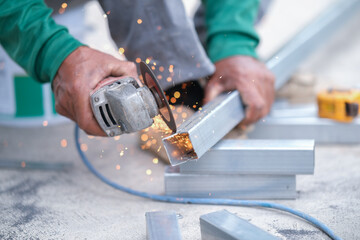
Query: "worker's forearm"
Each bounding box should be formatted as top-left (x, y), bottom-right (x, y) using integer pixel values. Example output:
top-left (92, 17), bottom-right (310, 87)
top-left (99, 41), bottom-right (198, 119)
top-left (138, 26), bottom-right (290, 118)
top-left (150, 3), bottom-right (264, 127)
top-left (0, 0), bottom-right (83, 83)
top-left (202, 0), bottom-right (260, 62)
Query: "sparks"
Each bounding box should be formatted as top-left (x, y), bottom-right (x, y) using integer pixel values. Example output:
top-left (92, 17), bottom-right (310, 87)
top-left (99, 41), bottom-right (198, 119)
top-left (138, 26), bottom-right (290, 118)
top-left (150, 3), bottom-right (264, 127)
top-left (148, 115), bottom-right (173, 135)
top-left (60, 139), bottom-right (67, 148)
top-left (81, 143), bottom-right (88, 152)
top-left (174, 91), bottom-right (180, 99)
top-left (141, 134), bottom-right (149, 141)
top-left (166, 133), bottom-right (195, 158)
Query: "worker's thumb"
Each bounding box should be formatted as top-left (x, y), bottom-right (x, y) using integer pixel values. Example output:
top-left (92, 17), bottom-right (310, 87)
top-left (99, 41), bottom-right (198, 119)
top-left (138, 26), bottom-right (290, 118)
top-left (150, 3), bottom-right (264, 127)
top-left (108, 60), bottom-right (139, 80)
top-left (203, 79), bottom-right (225, 104)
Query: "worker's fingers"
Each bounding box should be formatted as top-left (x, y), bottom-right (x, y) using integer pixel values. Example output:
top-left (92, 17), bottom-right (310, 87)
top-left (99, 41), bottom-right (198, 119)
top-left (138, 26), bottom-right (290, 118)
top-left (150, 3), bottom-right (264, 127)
top-left (107, 60), bottom-right (138, 80)
top-left (252, 70), bottom-right (275, 120)
top-left (71, 74), bottom-right (107, 136)
top-left (203, 76), bottom-right (226, 104)
top-left (74, 97), bottom-right (106, 136)
top-left (54, 102), bottom-right (73, 122)
top-left (264, 71), bottom-right (276, 112)
top-left (239, 91), bottom-right (266, 127)
top-left (204, 56), bottom-right (275, 128)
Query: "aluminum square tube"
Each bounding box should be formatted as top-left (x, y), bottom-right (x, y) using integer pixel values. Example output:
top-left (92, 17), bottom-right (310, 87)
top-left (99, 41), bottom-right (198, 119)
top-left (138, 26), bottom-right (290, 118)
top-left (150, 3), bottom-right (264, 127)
top-left (163, 91), bottom-right (244, 166)
top-left (200, 210), bottom-right (280, 240)
top-left (164, 167), bottom-right (296, 200)
top-left (247, 102), bottom-right (360, 143)
top-left (179, 139), bottom-right (315, 175)
top-left (268, 0), bottom-right (360, 89)
top-left (248, 117), bottom-right (360, 143)
top-left (145, 211), bottom-right (182, 240)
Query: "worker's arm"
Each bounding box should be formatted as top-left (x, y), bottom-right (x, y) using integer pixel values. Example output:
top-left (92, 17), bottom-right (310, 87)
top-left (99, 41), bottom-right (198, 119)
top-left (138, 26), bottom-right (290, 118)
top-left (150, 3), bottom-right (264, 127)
top-left (0, 0), bottom-right (83, 83)
top-left (202, 0), bottom-right (275, 127)
top-left (0, 0), bottom-right (137, 136)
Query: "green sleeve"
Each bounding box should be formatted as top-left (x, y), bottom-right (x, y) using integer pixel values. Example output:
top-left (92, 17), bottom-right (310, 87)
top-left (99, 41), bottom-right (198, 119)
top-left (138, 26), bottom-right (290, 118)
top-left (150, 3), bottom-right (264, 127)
top-left (0, 0), bottom-right (84, 83)
top-left (203, 0), bottom-right (260, 63)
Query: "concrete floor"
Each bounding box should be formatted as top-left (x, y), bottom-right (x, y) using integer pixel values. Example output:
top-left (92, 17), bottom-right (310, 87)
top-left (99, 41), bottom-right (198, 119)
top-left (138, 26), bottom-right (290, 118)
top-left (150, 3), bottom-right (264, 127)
top-left (1, 1), bottom-right (360, 239)
top-left (1, 124), bottom-right (360, 239)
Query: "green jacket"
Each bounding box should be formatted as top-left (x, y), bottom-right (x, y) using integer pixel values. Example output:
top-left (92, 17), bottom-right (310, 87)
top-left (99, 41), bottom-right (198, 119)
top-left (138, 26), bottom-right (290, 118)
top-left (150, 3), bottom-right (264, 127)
top-left (0, 0), bottom-right (259, 83)
top-left (203, 0), bottom-right (260, 62)
top-left (0, 0), bottom-right (83, 83)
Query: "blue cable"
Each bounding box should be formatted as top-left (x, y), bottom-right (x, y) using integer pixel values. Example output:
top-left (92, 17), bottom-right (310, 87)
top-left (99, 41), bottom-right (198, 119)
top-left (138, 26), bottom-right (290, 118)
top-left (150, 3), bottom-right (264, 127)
top-left (75, 125), bottom-right (341, 240)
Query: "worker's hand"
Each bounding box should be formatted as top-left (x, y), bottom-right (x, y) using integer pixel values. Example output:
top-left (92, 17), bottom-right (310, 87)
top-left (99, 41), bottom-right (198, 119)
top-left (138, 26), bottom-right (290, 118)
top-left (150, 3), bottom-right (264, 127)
top-left (204, 56), bottom-right (275, 128)
top-left (52, 46), bottom-right (138, 136)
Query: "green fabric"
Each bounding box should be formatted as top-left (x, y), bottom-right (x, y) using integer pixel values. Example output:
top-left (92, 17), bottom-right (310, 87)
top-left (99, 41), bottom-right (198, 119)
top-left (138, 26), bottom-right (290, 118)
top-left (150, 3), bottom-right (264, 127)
top-left (203, 0), bottom-right (260, 62)
top-left (52, 90), bottom-right (57, 114)
top-left (0, 0), bottom-right (83, 83)
top-left (14, 76), bottom-right (44, 116)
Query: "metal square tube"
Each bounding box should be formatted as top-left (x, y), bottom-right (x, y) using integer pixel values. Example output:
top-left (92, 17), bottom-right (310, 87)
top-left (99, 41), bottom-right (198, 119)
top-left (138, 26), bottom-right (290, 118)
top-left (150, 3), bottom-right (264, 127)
top-left (164, 167), bottom-right (296, 200)
top-left (145, 211), bottom-right (182, 240)
top-left (200, 210), bottom-right (280, 240)
top-left (248, 117), bottom-right (360, 143)
top-left (179, 139), bottom-right (315, 175)
top-left (163, 92), bottom-right (244, 166)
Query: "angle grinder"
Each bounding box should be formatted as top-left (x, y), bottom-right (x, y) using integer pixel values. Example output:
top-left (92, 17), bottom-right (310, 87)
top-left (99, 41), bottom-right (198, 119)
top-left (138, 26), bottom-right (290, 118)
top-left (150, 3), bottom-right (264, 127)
top-left (90, 62), bottom-right (177, 136)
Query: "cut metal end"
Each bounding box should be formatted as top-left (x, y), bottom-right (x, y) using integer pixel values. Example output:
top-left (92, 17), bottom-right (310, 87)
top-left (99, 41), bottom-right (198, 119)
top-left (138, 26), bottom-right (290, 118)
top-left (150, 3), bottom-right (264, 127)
top-left (162, 132), bottom-right (198, 166)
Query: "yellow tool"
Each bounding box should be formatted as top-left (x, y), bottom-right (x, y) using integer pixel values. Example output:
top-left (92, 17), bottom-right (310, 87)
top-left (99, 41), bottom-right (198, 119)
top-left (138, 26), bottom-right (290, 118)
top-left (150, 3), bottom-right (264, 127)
top-left (317, 89), bottom-right (360, 122)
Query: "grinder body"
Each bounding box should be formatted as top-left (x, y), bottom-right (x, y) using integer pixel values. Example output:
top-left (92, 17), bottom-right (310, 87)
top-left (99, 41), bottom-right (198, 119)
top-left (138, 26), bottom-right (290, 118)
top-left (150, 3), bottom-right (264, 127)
top-left (90, 77), bottom-right (159, 136)
top-left (90, 62), bottom-right (177, 137)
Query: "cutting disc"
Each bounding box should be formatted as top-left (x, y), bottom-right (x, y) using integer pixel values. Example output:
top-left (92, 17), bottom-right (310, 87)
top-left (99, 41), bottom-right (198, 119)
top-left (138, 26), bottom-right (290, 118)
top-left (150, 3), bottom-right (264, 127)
top-left (140, 62), bottom-right (177, 133)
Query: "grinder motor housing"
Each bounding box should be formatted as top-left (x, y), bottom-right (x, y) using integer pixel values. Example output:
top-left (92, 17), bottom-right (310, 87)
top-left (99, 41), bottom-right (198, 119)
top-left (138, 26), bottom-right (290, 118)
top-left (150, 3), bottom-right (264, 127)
top-left (90, 77), bottom-right (160, 137)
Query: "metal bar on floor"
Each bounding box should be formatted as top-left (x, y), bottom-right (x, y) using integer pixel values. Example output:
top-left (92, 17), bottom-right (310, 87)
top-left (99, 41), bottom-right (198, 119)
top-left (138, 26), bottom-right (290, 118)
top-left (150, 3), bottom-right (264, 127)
top-left (145, 211), bottom-right (182, 240)
top-left (248, 116), bottom-right (360, 143)
top-left (179, 139), bottom-right (315, 175)
top-left (269, 0), bottom-right (360, 89)
top-left (200, 210), bottom-right (280, 240)
top-left (162, 0), bottom-right (360, 165)
top-left (246, 102), bottom-right (360, 143)
top-left (165, 166), bottom-right (296, 200)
